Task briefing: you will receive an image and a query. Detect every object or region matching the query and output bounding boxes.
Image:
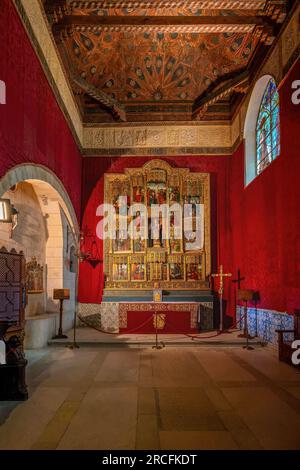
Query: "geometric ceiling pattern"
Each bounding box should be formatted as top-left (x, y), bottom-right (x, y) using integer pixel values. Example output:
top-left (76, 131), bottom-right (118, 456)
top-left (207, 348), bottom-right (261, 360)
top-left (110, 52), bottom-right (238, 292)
top-left (69, 31), bottom-right (257, 102)
top-left (42, 0), bottom-right (293, 123)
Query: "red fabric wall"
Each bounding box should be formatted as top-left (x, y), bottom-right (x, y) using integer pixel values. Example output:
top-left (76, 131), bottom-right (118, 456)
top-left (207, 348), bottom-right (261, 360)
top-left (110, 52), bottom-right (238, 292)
top-left (0, 0), bottom-right (82, 218)
top-left (79, 155), bottom-right (233, 308)
top-left (230, 59), bottom-right (300, 314)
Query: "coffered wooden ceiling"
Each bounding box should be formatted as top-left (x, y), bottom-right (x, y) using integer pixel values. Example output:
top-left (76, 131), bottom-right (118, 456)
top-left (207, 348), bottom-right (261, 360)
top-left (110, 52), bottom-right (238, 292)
top-left (42, 1), bottom-right (295, 123)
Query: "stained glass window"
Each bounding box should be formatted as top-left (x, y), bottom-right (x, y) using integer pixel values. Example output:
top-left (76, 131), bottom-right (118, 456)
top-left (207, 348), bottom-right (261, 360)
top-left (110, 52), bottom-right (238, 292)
top-left (256, 78), bottom-right (280, 175)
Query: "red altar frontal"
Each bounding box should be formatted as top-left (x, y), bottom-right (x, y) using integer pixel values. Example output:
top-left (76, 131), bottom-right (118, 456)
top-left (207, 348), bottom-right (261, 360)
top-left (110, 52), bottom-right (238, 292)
top-left (119, 303), bottom-right (199, 334)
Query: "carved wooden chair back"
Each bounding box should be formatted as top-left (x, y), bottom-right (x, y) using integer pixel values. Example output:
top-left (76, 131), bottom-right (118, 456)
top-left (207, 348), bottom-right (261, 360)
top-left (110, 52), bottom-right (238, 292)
top-left (295, 310), bottom-right (300, 340)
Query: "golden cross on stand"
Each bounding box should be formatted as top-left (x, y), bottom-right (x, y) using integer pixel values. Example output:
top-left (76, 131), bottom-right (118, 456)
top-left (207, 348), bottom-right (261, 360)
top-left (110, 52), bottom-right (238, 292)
top-left (211, 265), bottom-right (232, 332)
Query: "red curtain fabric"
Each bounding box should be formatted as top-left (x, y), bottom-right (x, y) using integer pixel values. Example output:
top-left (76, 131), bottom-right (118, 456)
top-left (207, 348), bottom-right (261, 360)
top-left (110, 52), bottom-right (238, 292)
top-left (0, 0), bottom-right (82, 218)
top-left (230, 58), bottom-right (300, 313)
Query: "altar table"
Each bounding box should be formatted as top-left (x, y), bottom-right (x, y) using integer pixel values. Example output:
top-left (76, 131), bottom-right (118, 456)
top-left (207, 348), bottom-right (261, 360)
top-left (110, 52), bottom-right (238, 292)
top-left (119, 302), bottom-right (200, 334)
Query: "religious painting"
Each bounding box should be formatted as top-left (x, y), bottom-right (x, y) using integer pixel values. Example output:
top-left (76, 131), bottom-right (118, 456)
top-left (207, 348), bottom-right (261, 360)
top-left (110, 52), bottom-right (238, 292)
top-left (133, 211), bottom-right (142, 232)
top-left (184, 231), bottom-right (203, 251)
top-left (113, 230), bottom-right (131, 253)
top-left (111, 180), bottom-right (131, 213)
top-left (187, 263), bottom-right (202, 281)
top-left (148, 215), bottom-right (168, 249)
top-left (168, 186), bottom-right (180, 203)
top-left (26, 257), bottom-right (44, 293)
top-left (131, 211), bottom-right (146, 252)
top-left (147, 181), bottom-right (166, 205)
top-left (170, 235), bottom-right (181, 253)
top-left (183, 180), bottom-right (202, 206)
top-left (133, 235), bottom-right (145, 253)
top-left (184, 204), bottom-right (199, 218)
top-left (112, 263), bottom-right (128, 282)
top-left (131, 263), bottom-right (146, 281)
top-left (169, 263), bottom-right (184, 280)
top-left (169, 216), bottom-right (182, 253)
top-left (133, 186), bottom-right (145, 204)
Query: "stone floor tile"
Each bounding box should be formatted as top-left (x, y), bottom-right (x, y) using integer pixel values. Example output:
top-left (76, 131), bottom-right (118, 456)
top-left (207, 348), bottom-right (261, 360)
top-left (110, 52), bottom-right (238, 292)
top-left (135, 415), bottom-right (160, 450)
top-left (57, 387), bottom-right (138, 450)
top-left (159, 431), bottom-right (238, 450)
top-left (222, 386), bottom-right (300, 449)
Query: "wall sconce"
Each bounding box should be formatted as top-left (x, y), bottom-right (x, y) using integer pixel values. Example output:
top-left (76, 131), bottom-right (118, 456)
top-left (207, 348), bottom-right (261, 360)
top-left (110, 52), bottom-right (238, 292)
top-left (0, 198), bottom-right (12, 223)
top-left (0, 198), bottom-right (19, 234)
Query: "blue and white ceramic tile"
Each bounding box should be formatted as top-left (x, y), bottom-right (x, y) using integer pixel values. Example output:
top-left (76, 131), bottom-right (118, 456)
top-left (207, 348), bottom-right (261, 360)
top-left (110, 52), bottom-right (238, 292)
top-left (236, 306), bottom-right (294, 345)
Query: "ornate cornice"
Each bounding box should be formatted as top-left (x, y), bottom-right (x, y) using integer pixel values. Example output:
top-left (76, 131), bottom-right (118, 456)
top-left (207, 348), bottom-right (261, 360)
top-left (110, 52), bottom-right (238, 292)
top-left (13, 0), bottom-right (299, 156)
top-left (83, 123), bottom-right (233, 156)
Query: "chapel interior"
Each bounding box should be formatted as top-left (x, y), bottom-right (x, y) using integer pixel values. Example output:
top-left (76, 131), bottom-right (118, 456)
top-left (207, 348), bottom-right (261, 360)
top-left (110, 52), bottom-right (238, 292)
top-left (0, 0), bottom-right (300, 451)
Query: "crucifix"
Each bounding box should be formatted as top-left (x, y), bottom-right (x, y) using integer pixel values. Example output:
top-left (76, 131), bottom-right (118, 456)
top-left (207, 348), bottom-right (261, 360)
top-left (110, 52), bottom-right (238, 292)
top-left (232, 269), bottom-right (245, 318)
top-left (212, 265), bottom-right (232, 332)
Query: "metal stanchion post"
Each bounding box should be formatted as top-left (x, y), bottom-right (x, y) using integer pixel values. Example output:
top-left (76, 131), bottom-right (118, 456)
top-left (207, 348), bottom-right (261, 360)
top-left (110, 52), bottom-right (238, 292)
top-left (242, 299), bottom-right (254, 351)
top-left (68, 248), bottom-right (80, 349)
top-left (69, 307), bottom-right (80, 350)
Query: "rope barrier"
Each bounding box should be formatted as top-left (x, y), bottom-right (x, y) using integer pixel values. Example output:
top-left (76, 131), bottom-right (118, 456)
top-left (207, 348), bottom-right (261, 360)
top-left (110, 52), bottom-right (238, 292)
top-left (78, 312), bottom-right (154, 335)
top-left (159, 311), bottom-right (246, 341)
top-left (78, 310), bottom-right (246, 342)
top-left (162, 316), bottom-right (221, 339)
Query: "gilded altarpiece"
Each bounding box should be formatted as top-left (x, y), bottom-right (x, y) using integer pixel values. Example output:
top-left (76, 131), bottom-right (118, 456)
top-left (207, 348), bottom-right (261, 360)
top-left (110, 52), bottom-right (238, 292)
top-left (104, 160), bottom-right (211, 290)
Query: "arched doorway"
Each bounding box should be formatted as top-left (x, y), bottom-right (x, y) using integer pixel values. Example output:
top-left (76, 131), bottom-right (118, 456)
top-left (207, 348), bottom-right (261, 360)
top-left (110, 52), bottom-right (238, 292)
top-left (0, 164), bottom-right (79, 348)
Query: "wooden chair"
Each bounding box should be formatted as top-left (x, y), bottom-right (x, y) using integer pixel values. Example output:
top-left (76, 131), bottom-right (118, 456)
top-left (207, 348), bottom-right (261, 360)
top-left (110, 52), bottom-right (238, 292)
top-left (276, 310), bottom-right (300, 369)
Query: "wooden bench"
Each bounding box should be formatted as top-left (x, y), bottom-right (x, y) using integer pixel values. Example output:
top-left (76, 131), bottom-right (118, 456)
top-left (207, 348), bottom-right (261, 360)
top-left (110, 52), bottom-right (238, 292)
top-left (276, 310), bottom-right (300, 369)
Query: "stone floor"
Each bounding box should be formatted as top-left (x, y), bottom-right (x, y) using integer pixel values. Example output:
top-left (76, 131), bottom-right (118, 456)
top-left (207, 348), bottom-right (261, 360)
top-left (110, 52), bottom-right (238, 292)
top-left (0, 345), bottom-right (300, 450)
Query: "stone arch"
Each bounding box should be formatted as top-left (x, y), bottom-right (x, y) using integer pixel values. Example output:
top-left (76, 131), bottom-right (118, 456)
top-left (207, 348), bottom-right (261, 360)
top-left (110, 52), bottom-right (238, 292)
top-left (0, 164), bottom-right (79, 347)
top-left (0, 164), bottom-right (78, 234)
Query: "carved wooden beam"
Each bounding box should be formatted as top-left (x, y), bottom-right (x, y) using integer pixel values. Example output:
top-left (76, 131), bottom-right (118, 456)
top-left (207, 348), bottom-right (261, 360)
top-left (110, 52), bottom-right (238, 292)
top-left (70, 73), bottom-right (127, 122)
top-left (192, 71), bottom-right (250, 120)
top-left (265, 0), bottom-right (288, 23)
top-left (69, 1), bottom-right (267, 9)
top-left (53, 14), bottom-right (276, 35)
top-left (54, 15), bottom-right (269, 27)
top-left (43, 0), bottom-right (70, 24)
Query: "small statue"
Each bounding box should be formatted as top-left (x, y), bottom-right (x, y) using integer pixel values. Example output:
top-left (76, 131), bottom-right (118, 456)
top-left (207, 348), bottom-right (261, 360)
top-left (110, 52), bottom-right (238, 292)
top-left (153, 282), bottom-right (162, 302)
top-left (5, 335), bottom-right (27, 365)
